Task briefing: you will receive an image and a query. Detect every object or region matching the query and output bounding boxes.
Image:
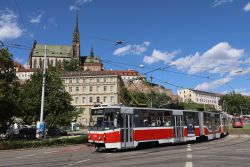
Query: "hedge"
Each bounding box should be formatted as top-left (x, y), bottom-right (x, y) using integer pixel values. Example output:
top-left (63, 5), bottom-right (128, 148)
top-left (0, 135), bottom-right (88, 150)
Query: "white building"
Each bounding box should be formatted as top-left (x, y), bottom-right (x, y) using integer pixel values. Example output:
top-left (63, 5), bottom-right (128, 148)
top-left (16, 69), bottom-right (38, 81)
top-left (177, 89), bottom-right (221, 110)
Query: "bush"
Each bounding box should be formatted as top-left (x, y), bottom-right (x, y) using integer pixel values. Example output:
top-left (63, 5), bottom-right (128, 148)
top-left (0, 135), bottom-right (88, 150)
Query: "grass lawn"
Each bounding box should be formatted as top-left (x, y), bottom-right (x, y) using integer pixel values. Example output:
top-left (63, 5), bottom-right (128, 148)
top-left (229, 122), bottom-right (250, 129)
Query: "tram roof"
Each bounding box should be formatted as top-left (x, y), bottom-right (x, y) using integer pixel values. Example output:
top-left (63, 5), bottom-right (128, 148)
top-left (91, 105), bottom-right (220, 114)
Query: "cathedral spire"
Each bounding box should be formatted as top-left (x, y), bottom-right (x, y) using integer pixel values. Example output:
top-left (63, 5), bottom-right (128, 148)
top-left (72, 12), bottom-right (80, 60)
top-left (74, 11), bottom-right (79, 33)
top-left (90, 46), bottom-right (94, 57)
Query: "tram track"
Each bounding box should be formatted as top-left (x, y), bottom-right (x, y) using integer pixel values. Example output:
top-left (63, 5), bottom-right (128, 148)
top-left (60, 137), bottom-right (246, 166)
top-left (79, 135), bottom-right (250, 166)
top-left (0, 134), bottom-right (249, 167)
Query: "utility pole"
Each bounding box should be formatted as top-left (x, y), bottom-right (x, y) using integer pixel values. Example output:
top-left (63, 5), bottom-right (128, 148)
top-left (37, 45), bottom-right (47, 138)
top-left (40, 45), bottom-right (46, 123)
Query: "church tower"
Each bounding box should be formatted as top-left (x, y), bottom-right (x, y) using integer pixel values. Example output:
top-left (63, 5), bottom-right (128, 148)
top-left (72, 12), bottom-right (80, 60)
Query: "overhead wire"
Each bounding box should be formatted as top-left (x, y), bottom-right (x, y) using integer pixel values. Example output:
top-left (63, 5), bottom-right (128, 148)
top-left (13, 0), bottom-right (35, 42)
top-left (1, 41), bottom-right (231, 92)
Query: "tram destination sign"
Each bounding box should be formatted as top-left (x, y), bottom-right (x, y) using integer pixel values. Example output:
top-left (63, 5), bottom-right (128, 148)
top-left (92, 109), bottom-right (104, 115)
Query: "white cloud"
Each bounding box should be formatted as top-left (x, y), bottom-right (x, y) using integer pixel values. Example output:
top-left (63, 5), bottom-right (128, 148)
top-left (30, 13), bottom-right (43, 24)
top-left (143, 49), bottom-right (180, 65)
top-left (113, 41), bottom-right (150, 56)
top-left (70, 0), bottom-right (93, 11)
top-left (244, 3), bottom-right (250, 12)
top-left (172, 42), bottom-right (245, 75)
top-left (42, 17), bottom-right (58, 30)
top-left (0, 9), bottom-right (23, 41)
top-left (70, 6), bottom-right (78, 11)
top-left (195, 77), bottom-right (233, 91)
top-left (212, 0), bottom-right (234, 7)
top-left (234, 89), bottom-right (250, 96)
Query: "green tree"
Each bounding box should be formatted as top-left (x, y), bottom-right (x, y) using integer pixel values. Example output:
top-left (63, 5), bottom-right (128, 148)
top-left (219, 93), bottom-right (250, 115)
top-left (18, 66), bottom-right (77, 127)
top-left (62, 59), bottom-right (81, 72)
top-left (0, 49), bottom-right (19, 125)
top-left (122, 89), bottom-right (172, 108)
top-left (180, 102), bottom-right (215, 111)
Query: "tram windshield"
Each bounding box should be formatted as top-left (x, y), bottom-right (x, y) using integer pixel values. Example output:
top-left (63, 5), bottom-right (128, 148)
top-left (89, 108), bottom-right (122, 131)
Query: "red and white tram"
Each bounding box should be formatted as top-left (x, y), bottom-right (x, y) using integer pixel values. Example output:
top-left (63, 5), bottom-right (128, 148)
top-left (88, 106), bottom-right (229, 150)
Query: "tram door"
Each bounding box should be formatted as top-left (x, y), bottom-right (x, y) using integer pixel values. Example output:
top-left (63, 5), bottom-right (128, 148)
top-left (121, 114), bottom-right (134, 148)
top-left (211, 113), bottom-right (216, 138)
top-left (174, 115), bottom-right (184, 142)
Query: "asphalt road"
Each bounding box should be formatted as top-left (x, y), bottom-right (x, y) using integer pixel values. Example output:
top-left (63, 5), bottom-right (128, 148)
top-left (0, 134), bottom-right (250, 167)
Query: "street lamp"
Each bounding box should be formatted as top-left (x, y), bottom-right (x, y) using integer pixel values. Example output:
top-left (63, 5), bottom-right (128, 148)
top-left (37, 45), bottom-right (47, 139)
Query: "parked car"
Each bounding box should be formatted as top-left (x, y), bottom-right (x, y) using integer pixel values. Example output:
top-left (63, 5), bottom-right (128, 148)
top-left (47, 128), bottom-right (67, 136)
top-left (5, 125), bottom-right (36, 139)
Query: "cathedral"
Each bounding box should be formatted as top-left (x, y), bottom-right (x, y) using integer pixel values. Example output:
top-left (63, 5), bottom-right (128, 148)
top-left (28, 14), bottom-right (103, 71)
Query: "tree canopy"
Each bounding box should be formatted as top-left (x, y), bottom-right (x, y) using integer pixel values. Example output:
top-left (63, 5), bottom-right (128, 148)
top-left (18, 66), bottom-right (77, 127)
top-left (219, 93), bottom-right (250, 115)
top-left (0, 49), bottom-right (19, 125)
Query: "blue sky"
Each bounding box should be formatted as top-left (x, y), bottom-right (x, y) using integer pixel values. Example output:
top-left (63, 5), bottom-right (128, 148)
top-left (1, 0), bottom-right (250, 95)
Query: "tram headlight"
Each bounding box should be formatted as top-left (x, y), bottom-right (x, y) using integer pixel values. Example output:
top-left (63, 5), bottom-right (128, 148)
top-left (99, 136), bottom-right (102, 140)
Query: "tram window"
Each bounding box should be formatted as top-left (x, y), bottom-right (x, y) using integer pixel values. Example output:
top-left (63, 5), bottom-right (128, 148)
top-left (204, 113), bottom-right (212, 130)
top-left (214, 114), bottom-right (220, 129)
top-left (184, 112), bottom-right (199, 126)
top-left (89, 108), bottom-right (122, 130)
top-left (136, 109), bottom-right (171, 127)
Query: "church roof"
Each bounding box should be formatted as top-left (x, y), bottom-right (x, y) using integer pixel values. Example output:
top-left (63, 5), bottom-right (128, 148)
top-left (84, 47), bottom-right (102, 64)
top-left (32, 44), bottom-right (72, 58)
top-left (84, 56), bottom-right (102, 63)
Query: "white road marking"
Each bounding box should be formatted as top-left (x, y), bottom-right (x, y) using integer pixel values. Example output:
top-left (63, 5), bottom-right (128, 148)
top-left (186, 144), bottom-right (193, 167)
top-left (187, 154), bottom-right (192, 159)
top-left (75, 159), bottom-right (90, 164)
top-left (44, 151), bottom-right (58, 154)
top-left (16, 153), bottom-right (37, 159)
top-left (186, 161), bottom-right (193, 167)
top-left (63, 159), bottom-right (90, 167)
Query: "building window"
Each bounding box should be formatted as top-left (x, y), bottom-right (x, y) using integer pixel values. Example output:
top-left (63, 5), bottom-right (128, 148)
top-left (97, 78), bottom-right (99, 83)
top-left (75, 97), bottom-right (79, 104)
top-left (104, 78), bottom-right (106, 82)
top-left (76, 78), bottom-right (79, 84)
top-left (90, 86), bottom-right (93, 92)
top-left (110, 96), bottom-right (114, 103)
top-left (82, 86), bottom-right (86, 93)
top-left (82, 108), bottom-right (85, 114)
top-left (76, 86), bottom-right (79, 93)
top-left (83, 79), bottom-right (86, 83)
top-left (103, 86), bottom-right (107, 92)
top-left (69, 79), bottom-right (72, 84)
top-left (103, 96), bottom-right (107, 103)
top-left (96, 86), bottom-right (100, 92)
top-left (97, 97), bottom-right (100, 103)
top-left (82, 97), bottom-right (86, 104)
top-left (89, 97), bottom-right (93, 103)
top-left (110, 85), bottom-right (114, 92)
top-left (69, 87), bottom-right (72, 93)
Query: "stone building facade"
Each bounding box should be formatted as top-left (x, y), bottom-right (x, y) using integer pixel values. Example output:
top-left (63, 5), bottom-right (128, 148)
top-left (60, 71), bottom-right (124, 126)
